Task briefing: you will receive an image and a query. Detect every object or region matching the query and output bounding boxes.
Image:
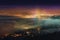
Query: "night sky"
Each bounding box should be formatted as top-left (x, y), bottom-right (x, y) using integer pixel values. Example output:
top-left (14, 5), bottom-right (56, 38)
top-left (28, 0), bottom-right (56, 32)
top-left (0, 0), bottom-right (59, 6)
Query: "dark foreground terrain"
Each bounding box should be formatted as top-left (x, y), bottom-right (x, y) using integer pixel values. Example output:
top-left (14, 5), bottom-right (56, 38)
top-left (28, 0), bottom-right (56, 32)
top-left (0, 31), bottom-right (60, 40)
top-left (0, 30), bottom-right (40, 40)
top-left (40, 31), bottom-right (60, 40)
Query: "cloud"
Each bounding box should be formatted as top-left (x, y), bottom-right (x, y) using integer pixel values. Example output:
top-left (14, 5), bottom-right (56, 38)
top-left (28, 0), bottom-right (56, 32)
top-left (40, 18), bottom-right (60, 33)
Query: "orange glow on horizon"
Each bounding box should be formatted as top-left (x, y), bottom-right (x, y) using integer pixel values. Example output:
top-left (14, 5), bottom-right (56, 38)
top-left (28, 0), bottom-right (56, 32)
top-left (0, 8), bottom-right (59, 18)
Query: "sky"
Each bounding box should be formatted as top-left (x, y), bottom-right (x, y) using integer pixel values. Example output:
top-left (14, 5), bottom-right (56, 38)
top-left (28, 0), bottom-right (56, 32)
top-left (0, 0), bottom-right (59, 5)
top-left (0, 0), bottom-right (59, 18)
top-left (0, 7), bottom-right (60, 18)
top-left (0, 0), bottom-right (59, 7)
